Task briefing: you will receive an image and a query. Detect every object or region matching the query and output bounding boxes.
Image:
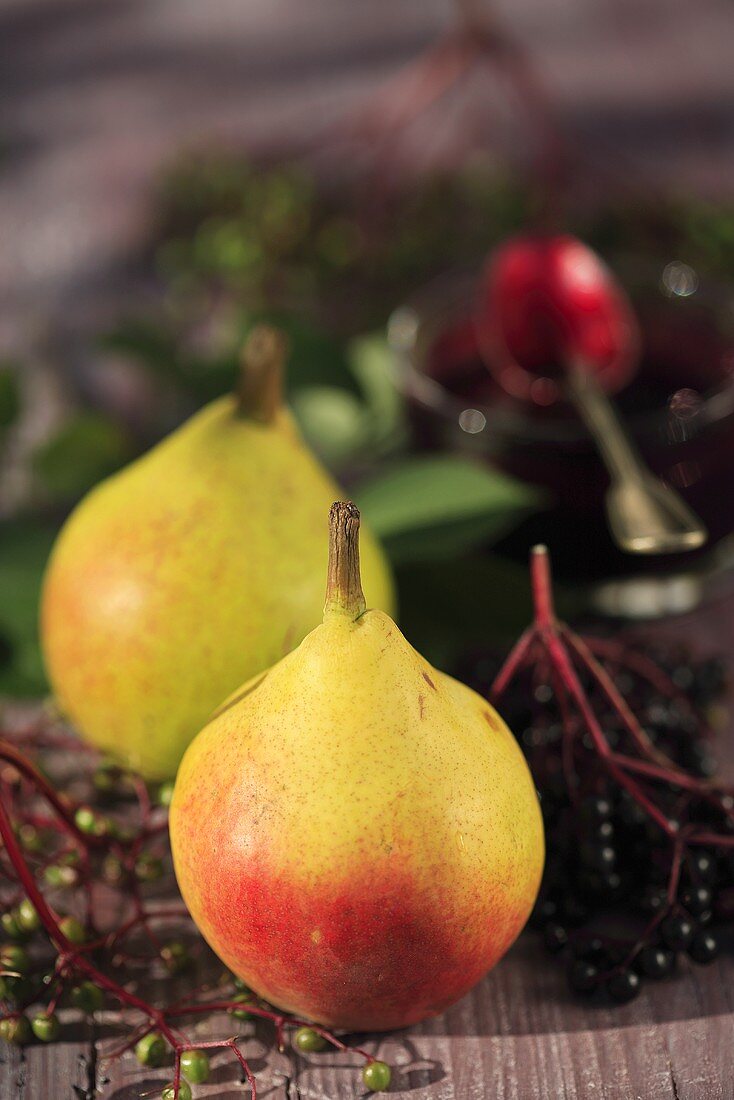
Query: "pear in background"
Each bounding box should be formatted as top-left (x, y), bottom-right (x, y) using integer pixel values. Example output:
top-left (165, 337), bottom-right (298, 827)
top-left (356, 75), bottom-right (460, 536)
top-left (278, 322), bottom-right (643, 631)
top-left (170, 502), bottom-right (543, 1031)
top-left (41, 330), bottom-right (395, 779)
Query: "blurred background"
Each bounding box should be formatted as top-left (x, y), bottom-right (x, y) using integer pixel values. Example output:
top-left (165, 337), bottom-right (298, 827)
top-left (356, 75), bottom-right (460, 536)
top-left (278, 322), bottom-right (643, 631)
top-left (2, 0), bottom-right (734, 698)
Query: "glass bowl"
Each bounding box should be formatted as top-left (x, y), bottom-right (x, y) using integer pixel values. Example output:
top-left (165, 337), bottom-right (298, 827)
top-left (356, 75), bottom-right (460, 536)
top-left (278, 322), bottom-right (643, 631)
top-left (387, 259), bottom-right (734, 617)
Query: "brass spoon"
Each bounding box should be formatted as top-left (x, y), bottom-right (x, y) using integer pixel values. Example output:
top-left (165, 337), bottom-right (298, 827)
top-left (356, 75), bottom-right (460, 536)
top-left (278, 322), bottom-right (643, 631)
top-left (566, 362), bottom-right (707, 554)
top-left (478, 234), bottom-right (708, 556)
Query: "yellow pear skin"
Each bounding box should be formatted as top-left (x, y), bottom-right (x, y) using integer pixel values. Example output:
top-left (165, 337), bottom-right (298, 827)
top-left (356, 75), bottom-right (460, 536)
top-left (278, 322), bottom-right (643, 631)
top-left (41, 332), bottom-right (394, 780)
top-left (170, 502), bottom-right (543, 1031)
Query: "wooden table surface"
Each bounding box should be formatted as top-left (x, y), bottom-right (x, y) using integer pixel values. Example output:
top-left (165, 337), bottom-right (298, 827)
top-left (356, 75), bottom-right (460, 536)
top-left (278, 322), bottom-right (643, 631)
top-left (1, 586), bottom-right (732, 1100)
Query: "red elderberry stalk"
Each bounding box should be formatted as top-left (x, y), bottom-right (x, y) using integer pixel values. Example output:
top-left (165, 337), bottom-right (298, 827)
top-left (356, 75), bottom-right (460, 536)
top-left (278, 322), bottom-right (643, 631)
top-left (490, 545), bottom-right (734, 980)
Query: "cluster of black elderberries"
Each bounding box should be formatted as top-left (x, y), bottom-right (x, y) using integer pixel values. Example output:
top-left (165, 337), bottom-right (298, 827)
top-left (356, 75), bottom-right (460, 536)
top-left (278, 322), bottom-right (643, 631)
top-left (456, 619), bottom-right (731, 1005)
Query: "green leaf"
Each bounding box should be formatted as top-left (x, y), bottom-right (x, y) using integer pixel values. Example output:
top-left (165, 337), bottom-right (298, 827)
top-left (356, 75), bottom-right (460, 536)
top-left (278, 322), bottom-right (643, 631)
top-left (32, 413), bottom-right (131, 503)
top-left (347, 334), bottom-right (406, 451)
top-left (356, 456), bottom-right (542, 565)
top-left (0, 521), bottom-right (56, 696)
top-left (290, 386), bottom-right (369, 465)
top-left (290, 334), bottom-right (407, 467)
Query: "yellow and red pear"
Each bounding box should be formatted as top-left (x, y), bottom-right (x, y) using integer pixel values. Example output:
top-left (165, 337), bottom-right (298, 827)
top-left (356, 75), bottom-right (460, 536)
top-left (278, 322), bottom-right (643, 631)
top-left (170, 502), bottom-right (543, 1031)
top-left (40, 330), bottom-right (394, 780)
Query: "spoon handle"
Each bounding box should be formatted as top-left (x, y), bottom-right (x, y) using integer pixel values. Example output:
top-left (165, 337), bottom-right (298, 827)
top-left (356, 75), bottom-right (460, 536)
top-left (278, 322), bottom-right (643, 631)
top-left (565, 362), bottom-right (646, 484)
top-left (566, 362), bottom-right (707, 555)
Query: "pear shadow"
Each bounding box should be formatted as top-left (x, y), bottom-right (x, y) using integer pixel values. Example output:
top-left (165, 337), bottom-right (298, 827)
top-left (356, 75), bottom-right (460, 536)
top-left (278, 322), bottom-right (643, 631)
top-left (106, 1076), bottom-right (162, 1100)
top-left (206, 1053), bottom-right (269, 1086)
top-left (401, 933), bottom-right (734, 1039)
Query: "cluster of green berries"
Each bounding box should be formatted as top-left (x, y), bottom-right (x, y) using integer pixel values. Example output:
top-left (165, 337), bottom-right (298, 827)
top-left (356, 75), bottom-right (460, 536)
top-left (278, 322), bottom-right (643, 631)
top-left (1, 899), bottom-right (41, 939)
top-left (0, 1008), bottom-right (62, 1046)
top-left (134, 1034), bottom-right (210, 1099)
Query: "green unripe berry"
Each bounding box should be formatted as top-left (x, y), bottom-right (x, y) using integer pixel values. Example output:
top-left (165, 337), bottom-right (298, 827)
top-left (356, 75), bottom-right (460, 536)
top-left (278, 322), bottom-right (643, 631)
top-left (294, 1027), bottom-right (328, 1053)
top-left (59, 916), bottom-right (86, 945)
top-left (17, 825), bottom-right (43, 853)
top-left (161, 941), bottom-right (190, 975)
top-left (228, 992), bottom-right (254, 1020)
top-left (363, 1061), bottom-right (392, 1092)
top-left (157, 781), bottom-right (175, 808)
top-left (44, 864), bottom-right (78, 888)
top-left (135, 853), bottom-right (164, 882)
top-left (0, 913), bottom-right (24, 940)
top-left (162, 1082), bottom-right (192, 1100)
top-left (180, 1049), bottom-right (210, 1083)
top-left (102, 855), bottom-right (125, 884)
top-left (16, 900), bottom-right (40, 933)
top-left (70, 981), bottom-right (104, 1013)
top-left (232, 975), bottom-right (250, 993)
top-left (93, 764), bottom-right (120, 796)
top-left (74, 806), bottom-right (98, 834)
top-left (135, 1031), bottom-right (168, 1067)
top-left (31, 1012), bottom-right (60, 1043)
top-left (0, 1015), bottom-right (32, 1045)
top-left (0, 945), bottom-right (30, 974)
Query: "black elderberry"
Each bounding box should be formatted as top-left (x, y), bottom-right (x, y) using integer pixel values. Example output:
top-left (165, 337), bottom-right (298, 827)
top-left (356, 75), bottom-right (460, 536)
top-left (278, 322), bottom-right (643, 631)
top-left (543, 923), bottom-right (569, 954)
top-left (596, 870), bottom-right (623, 897)
top-left (579, 867), bottom-right (624, 899)
top-left (580, 843), bottom-right (616, 871)
top-left (680, 741), bottom-right (718, 778)
top-left (671, 665), bottom-right (695, 692)
top-left (592, 819), bottom-right (615, 842)
top-left (681, 885), bottom-right (713, 916)
top-left (580, 795), bottom-right (613, 824)
top-left (530, 896), bottom-right (559, 928)
top-left (688, 930), bottom-right (719, 965)
top-left (688, 850), bottom-right (716, 882)
top-left (644, 701), bottom-right (674, 733)
top-left (645, 817), bottom-right (679, 845)
top-left (607, 969), bottom-right (641, 1004)
top-left (561, 896), bottom-right (590, 927)
top-left (638, 946), bottom-right (675, 979)
top-left (636, 885), bottom-right (668, 916)
top-left (567, 960), bottom-right (599, 995)
top-left (617, 791), bottom-right (647, 830)
top-left (661, 914), bottom-right (694, 951)
top-left (571, 936), bottom-right (605, 961)
top-left (720, 850), bottom-right (734, 884)
top-left (646, 857), bottom-right (674, 885)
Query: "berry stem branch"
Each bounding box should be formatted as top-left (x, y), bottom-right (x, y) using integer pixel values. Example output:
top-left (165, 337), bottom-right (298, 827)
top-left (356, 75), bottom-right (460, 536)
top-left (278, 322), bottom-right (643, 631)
top-left (0, 728), bottom-right (380, 1100)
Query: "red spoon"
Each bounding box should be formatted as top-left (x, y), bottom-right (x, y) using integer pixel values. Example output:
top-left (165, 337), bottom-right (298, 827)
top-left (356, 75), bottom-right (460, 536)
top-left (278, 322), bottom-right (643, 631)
top-left (475, 234), bottom-right (707, 555)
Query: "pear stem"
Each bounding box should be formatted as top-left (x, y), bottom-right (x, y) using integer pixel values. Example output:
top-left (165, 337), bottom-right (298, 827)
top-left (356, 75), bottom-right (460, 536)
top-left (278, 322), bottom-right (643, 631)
top-left (236, 325), bottom-right (288, 422)
top-left (324, 501), bottom-right (367, 620)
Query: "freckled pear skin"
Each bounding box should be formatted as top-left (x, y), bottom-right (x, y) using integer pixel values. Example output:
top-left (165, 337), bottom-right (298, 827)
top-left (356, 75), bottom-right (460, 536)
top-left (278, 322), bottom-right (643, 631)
top-left (170, 503), bottom-right (544, 1032)
top-left (40, 331), bottom-right (394, 781)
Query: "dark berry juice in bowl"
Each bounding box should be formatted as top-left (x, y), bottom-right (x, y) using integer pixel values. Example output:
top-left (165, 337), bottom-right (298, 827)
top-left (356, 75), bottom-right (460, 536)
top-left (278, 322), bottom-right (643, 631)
top-left (388, 260), bottom-right (734, 616)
